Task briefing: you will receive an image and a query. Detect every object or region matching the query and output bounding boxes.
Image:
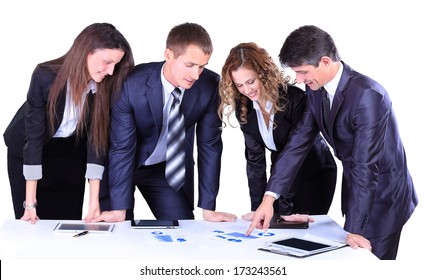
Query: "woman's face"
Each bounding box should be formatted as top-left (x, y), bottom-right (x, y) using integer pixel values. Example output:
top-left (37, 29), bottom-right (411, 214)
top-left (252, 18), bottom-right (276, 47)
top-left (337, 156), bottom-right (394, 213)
top-left (231, 67), bottom-right (262, 101)
top-left (87, 48), bottom-right (125, 82)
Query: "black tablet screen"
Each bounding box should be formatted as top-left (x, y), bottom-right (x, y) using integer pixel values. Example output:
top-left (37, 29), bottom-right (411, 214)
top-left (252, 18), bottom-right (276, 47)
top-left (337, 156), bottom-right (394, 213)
top-left (272, 238), bottom-right (330, 251)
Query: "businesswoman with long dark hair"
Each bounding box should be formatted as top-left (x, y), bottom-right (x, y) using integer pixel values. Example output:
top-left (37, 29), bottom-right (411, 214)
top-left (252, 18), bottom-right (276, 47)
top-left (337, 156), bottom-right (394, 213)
top-left (4, 23), bottom-right (134, 224)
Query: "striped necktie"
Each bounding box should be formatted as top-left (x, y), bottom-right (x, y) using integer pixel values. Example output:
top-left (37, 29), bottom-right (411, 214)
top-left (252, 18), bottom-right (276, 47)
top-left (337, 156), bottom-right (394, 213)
top-left (165, 87), bottom-right (185, 191)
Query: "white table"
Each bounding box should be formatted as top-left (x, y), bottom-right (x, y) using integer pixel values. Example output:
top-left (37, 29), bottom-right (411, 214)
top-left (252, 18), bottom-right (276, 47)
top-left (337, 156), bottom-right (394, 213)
top-left (0, 215), bottom-right (377, 260)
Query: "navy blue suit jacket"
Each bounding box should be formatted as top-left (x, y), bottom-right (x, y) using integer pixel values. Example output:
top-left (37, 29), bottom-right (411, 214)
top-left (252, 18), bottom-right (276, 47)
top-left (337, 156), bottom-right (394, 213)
top-left (108, 62), bottom-right (222, 211)
top-left (267, 62), bottom-right (418, 238)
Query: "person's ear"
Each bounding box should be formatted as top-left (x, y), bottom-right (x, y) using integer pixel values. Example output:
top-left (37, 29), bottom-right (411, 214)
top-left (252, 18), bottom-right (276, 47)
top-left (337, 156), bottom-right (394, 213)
top-left (320, 56), bottom-right (332, 67)
top-left (164, 48), bottom-right (174, 61)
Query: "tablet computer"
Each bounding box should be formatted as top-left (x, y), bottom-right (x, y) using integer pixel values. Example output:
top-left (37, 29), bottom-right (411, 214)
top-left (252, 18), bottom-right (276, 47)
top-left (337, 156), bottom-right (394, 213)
top-left (54, 222), bottom-right (115, 233)
top-left (260, 237), bottom-right (346, 258)
top-left (131, 219), bottom-right (179, 229)
top-left (271, 237), bottom-right (331, 251)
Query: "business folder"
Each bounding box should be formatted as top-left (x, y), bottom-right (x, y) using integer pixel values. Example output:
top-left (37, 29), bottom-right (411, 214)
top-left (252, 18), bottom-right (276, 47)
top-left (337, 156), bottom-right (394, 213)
top-left (269, 214), bottom-right (309, 229)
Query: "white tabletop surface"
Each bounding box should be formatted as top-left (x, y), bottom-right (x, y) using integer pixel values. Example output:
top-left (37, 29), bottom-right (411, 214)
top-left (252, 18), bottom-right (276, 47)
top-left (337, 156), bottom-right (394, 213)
top-left (0, 215), bottom-right (377, 260)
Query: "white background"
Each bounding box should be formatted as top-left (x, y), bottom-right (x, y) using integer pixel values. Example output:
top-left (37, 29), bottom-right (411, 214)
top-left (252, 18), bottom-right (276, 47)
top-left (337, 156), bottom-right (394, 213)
top-left (1, 0), bottom-right (424, 278)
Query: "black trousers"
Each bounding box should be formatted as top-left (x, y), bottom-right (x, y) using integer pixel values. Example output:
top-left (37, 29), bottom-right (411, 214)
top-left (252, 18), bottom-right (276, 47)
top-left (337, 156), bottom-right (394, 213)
top-left (100, 161), bottom-right (194, 221)
top-left (263, 136), bottom-right (337, 216)
top-left (131, 162), bottom-right (194, 220)
top-left (289, 147), bottom-right (337, 215)
top-left (7, 136), bottom-right (86, 220)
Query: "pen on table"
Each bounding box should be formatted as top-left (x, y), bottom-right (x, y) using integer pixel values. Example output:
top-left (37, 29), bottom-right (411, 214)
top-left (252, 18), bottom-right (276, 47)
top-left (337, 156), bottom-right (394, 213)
top-left (73, 230), bottom-right (89, 238)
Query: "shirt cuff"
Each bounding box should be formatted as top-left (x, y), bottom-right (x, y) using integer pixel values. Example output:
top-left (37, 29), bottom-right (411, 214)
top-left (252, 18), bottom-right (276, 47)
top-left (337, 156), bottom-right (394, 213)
top-left (265, 191), bottom-right (280, 200)
top-left (85, 163), bottom-right (104, 180)
top-left (23, 165), bottom-right (42, 180)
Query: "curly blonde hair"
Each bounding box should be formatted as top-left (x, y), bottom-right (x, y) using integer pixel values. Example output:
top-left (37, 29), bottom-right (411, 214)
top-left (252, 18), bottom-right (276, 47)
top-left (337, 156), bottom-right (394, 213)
top-left (218, 42), bottom-right (291, 127)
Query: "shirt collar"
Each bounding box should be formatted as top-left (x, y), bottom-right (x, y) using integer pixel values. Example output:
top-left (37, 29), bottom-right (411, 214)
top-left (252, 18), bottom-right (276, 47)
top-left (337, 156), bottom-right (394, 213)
top-left (87, 79), bottom-right (97, 94)
top-left (161, 64), bottom-right (183, 97)
top-left (323, 61), bottom-right (343, 96)
top-left (253, 100), bottom-right (273, 113)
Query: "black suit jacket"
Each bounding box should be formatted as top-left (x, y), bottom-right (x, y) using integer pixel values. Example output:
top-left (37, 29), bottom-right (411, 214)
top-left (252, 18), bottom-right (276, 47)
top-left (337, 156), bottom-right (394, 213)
top-left (3, 64), bottom-right (103, 166)
top-left (108, 62), bottom-right (222, 211)
top-left (236, 85), bottom-right (336, 214)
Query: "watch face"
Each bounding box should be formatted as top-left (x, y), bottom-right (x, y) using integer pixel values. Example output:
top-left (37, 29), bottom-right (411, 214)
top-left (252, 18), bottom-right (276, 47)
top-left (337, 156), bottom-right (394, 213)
top-left (23, 201), bottom-right (37, 209)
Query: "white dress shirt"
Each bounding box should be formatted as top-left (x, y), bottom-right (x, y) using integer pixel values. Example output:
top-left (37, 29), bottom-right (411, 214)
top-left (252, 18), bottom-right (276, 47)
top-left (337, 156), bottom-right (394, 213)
top-left (253, 100), bottom-right (277, 151)
top-left (144, 64), bottom-right (185, 165)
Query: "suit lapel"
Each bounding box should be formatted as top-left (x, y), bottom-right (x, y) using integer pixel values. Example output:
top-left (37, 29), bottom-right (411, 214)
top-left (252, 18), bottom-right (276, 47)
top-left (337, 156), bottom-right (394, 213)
top-left (54, 87), bottom-right (67, 132)
top-left (181, 83), bottom-right (199, 120)
top-left (146, 63), bottom-right (166, 133)
top-left (145, 61), bottom-right (200, 129)
top-left (330, 62), bottom-right (351, 130)
top-left (246, 103), bottom-right (263, 141)
top-left (325, 62), bottom-right (352, 146)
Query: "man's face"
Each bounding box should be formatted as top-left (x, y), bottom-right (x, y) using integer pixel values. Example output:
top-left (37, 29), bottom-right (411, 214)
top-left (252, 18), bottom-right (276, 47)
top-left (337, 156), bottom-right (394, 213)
top-left (291, 57), bottom-right (330, 91)
top-left (163, 44), bottom-right (211, 89)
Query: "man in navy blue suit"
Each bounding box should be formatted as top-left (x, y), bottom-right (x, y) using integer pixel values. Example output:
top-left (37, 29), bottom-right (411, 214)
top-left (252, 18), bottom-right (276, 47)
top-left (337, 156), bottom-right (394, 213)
top-left (246, 25), bottom-right (418, 260)
top-left (95, 22), bottom-right (236, 222)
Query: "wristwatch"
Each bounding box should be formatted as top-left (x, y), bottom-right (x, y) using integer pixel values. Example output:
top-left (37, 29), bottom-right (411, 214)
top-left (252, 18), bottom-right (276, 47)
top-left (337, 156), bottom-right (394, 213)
top-left (23, 201), bottom-right (37, 210)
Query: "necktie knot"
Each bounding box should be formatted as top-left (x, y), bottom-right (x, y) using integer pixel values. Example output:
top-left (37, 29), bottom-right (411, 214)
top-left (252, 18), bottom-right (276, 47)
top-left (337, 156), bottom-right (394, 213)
top-left (171, 87), bottom-right (181, 100)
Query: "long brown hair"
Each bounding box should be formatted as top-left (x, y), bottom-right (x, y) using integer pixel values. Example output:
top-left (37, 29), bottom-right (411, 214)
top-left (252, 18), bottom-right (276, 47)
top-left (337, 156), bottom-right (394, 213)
top-left (44, 23), bottom-right (134, 156)
top-left (219, 42), bottom-right (290, 127)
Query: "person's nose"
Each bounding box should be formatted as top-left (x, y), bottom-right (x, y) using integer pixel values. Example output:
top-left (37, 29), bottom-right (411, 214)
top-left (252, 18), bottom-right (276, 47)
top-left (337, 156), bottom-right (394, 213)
top-left (295, 73), bottom-right (304, 84)
top-left (106, 64), bottom-right (115, 76)
top-left (242, 84), bottom-right (250, 95)
top-left (191, 68), bottom-right (201, 81)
